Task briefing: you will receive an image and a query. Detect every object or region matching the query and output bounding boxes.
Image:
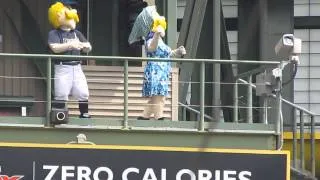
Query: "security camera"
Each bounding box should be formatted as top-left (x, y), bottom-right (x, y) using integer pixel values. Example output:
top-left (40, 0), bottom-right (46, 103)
top-left (275, 34), bottom-right (301, 62)
top-left (262, 33), bottom-right (303, 90)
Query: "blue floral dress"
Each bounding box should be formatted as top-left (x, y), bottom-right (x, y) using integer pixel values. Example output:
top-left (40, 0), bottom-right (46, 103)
top-left (142, 32), bottom-right (172, 97)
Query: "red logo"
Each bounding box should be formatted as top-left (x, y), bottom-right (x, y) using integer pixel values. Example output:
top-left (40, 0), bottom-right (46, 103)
top-left (0, 175), bottom-right (24, 180)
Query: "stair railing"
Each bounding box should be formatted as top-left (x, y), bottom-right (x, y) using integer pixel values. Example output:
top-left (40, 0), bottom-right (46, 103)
top-left (181, 69), bottom-right (317, 177)
top-left (238, 78), bottom-right (317, 178)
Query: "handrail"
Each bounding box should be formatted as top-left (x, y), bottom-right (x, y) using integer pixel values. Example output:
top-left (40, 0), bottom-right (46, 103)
top-left (178, 102), bottom-right (213, 121)
top-left (0, 53), bottom-right (280, 65)
top-left (291, 167), bottom-right (317, 180)
top-left (237, 78), bottom-right (317, 116)
top-left (236, 66), bottom-right (273, 79)
top-left (0, 53), bottom-right (281, 130)
top-left (1, 52), bottom-right (315, 177)
top-left (238, 78), bottom-right (317, 177)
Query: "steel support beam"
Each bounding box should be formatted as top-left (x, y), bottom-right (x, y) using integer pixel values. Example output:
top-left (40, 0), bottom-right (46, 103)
top-left (178, 0), bottom-right (234, 122)
top-left (0, 120), bottom-right (276, 149)
top-left (166, 0), bottom-right (177, 49)
top-left (178, 0), bottom-right (207, 106)
top-left (212, 0), bottom-right (221, 121)
top-left (238, 0), bottom-right (294, 124)
top-left (259, 0), bottom-right (294, 126)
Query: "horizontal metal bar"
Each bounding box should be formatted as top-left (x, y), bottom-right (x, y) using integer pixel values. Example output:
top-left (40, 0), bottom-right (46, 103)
top-left (207, 129), bottom-right (275, 135)
top-left (178, 102), bottom-right (213, 120)
top-left (290, 167), bottom-right (316, 180)
top-left (238, 78), bottom-right (317, 116)
top-left (0, 53), bottom-right (280, 65)
top-left (236, 66), bottom-right (275, 78)
top-left (0, 123), bottom-right (276, 135)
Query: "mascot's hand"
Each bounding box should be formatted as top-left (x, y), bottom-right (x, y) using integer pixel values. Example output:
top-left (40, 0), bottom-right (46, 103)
top-left (81, 42), bottom-right (92, 53)
top-left (177, 46), bottom-right (186, 56)
top-left (69, 41), bottom-right (84, 50)
top-left (155, 26), bottom-right (165, 37)
top-left (172, 46), bottom-right (186, 57)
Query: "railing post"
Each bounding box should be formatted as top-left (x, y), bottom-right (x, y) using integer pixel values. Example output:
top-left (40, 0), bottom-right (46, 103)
top-left (275, 64), bottom-right (282, 149)
top-left (199, 61), bottom-right (205, 131)
top-left (123, 59), bottom-right (129, 129)
top-left (300, 110), bottom-right (305, 170)
top-left (233, 79), bottom-right (238, 123)
top-left (310, 115), bottom-right (315, 176)
top-left (262, 96), bottom-right (268, 124)
top-left (182, 106), bottom-right (187, 121)
top-left (246, 75), bottom-right (253, 123)
top-left (292, 108), bottom-right (297, 168)
top-left (46, 57), bottom-right (52, 127)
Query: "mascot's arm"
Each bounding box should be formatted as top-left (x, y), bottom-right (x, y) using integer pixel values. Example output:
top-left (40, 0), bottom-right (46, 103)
top-left (49, 42), bottom-right (84, 53)
top-left (48, 30), bottom-right (82, 53)
top-left (76, 30), bottom-right (92, 53)
top-left (49, 43), bottom-right (74, 53)
top-left (146, 27), bottom-right (162, 52)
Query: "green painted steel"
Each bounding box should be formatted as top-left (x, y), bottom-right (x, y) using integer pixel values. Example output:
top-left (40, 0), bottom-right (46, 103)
top-left (46, 57), bottom-right (52, 127)
top-left (0, 53), bottom-right (281, 65)
top-left (0, 116), bottom-right (276, 149)
top-left (213, 0), bottom-right (221, 122)
top-left (0, 124), bottom-right (276, 150)
top-left (199, 62), bottom-right (205, 131)
top-left (166, 0), bottom-right (177, 49)
top-left (0, 117), bottom-right (276, 131)
top-left (123, 59), bottom-right (129, 128)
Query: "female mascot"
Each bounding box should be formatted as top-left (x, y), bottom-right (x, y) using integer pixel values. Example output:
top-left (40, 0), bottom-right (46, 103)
top-left (129, 6), bottom-right (186, 120)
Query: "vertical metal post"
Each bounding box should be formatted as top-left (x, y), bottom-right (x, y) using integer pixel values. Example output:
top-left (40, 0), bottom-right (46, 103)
top-left (123, 60), bottom-right (129, 128)
top-left (166, 0), bottom-right (177, 49)
top-left (246, 75), bottom-right (253, 123)
top-left (300, 110), bottom-right (305, 170)
top-left (112, 0), bottom-right (119, 57)
top-left (233, 79), bottom-right (238, 123)
top-left (86, 0), bottom-right (91, 65)
top-left (199, 62), bottom-right (205, 131)
top-left (86, 0), bottom-right (90, 41)
top-left (292, 108), bottom-right (297, 168)
top-left (182, 106), bottom-right (187, 121)
top-left (213, 0), bottom-right (221, 122)
top-left (46, 57), bottom-right (52, 127)
top-left (275, 65), bottom-right (282, 149)
top-left (262, 96), bottom-right (268, 124)
top-left (310, 115), bottom-right (315, 176)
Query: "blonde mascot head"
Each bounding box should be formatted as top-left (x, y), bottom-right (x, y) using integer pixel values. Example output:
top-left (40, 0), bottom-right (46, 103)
top-left (48, 2), bottom-right (79, 30)
top-left (151, 15), bottom-right (167, 37)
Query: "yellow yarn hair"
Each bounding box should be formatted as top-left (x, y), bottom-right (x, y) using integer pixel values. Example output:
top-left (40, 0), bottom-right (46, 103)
top-left (48, 2), bottom-right (79, 29)
top-left (65, 9), bottom-right (79, 23)
top-left (152, 16), bottom-right (167, 32)
top-left (48, 2), bottom-right (64, 29)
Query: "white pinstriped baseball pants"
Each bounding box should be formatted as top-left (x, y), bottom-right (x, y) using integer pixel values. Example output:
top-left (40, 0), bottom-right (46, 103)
top-left (54, 64), bottom-right (89, 101)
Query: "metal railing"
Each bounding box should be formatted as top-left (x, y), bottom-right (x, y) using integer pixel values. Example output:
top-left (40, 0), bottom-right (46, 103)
top-left (0, 52), bottom-right (317, 177)
top-left (0, 52), bottom-right (280, 127)
top-left (292, 105), bottom-right (316, 178)
top-left (180, 64), bottom-right (317, 177)
top-left (238, 78), bottom-right (317, 177)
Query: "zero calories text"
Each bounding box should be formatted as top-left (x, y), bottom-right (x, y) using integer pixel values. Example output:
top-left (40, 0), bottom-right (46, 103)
top-left (43, 165), bottom-right (252, 180)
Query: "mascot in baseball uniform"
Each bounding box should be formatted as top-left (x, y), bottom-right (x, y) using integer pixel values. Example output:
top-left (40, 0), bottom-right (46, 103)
top-left (48, 2), bottom-right (91, 119)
